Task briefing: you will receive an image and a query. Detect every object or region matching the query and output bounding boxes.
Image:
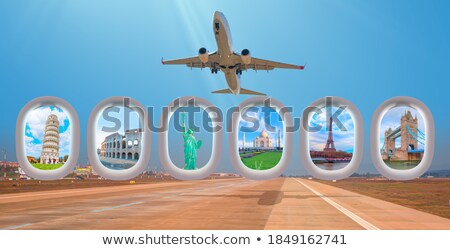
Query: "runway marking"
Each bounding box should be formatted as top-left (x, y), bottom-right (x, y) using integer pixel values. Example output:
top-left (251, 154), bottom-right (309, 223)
top-left (0, 223), bottom-right (33, 230)
top-left (294, 179), bottom-right (380, 230)
top-left (91, 201), bottom-right (143, 213)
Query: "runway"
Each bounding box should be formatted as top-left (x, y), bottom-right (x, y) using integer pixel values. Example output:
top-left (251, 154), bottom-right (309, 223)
top-left (0, 178), bottom-right (449, 230)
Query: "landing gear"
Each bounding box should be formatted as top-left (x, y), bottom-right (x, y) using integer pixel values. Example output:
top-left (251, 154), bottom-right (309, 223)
top-left (236, 69), bottom-right (243, 75)
top-left (211, 68), bottom-right (219, 74)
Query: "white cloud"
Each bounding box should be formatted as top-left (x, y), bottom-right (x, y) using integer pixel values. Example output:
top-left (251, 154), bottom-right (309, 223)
top-left (239, 108), bottom-right (260, 132)
top-left (95, 106), bottom-right (142, 149)
top-left (25, 135), bottom-right (42, 157)
top-left (308, 107), bottom-right (355, 151)
top-left (239, 107), bottom-right (282, 134)
top-left (237, 106), bottom-right (286, 149)
top-left (59, 128), bottom-right (71, 156)
top-left (95, 130), bottom-right (111, 149)
top-left (25, 106), bottom-right (71, 157)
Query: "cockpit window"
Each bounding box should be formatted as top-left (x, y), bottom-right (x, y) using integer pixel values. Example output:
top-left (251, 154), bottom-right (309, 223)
top-left (215, 22), bottom-right (220, 31)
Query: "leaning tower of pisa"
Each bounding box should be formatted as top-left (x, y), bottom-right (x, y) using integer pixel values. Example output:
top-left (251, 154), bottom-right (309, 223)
top-left (40, 114), bottom-right (60, 164)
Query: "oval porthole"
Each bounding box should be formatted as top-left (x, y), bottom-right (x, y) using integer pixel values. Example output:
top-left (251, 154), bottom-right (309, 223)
top-left (300, 97), bottom-right (363, 180)
top-left (229, 97), bottom-right (293, 180)
top-left (308, 107), bottom-right (355, 171)
top-left (158, 96), bottom-right (222, 180)
top-left (87, 96), bottom-right (151, 180)
top-left (371, 96), bottom-right (434, 180)
top-left (167, 106), bottom-right (213, 171)
top-left (16, 96), bottom-right (80, 180)
top-left (238, 106), bottom-right (284, 170)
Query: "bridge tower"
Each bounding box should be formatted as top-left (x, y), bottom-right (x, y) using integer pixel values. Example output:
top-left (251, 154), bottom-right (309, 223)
top-left (400, 110), bottom-right (418, 151)
top-left (384, 128), bottom-right (396, 155)
top-left (383, 110), bottom-right (419, 161)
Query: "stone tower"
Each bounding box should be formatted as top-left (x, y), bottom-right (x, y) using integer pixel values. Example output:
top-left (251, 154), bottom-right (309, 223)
top-left (277, 129), bottom-right (282, 148)
top-left (384, 127), bottom-right (396, 154)
top-left (400, 110), bottom-right (418, 151)
top-left (383, 110), bottom-right (420, 161)
top-left (40, 114), bottom-right (60, 164)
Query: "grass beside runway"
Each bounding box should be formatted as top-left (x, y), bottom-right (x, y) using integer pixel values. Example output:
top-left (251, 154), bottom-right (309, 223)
top-left (316, 178), bottom-right (450, 219)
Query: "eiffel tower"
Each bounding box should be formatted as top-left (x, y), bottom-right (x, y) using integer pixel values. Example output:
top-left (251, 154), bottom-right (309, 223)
top-left (323, 116), bottom-right (336, 152)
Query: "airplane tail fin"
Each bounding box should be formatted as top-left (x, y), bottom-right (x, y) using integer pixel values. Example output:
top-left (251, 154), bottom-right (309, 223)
top-left (211, 88), bottom-right (266, 96)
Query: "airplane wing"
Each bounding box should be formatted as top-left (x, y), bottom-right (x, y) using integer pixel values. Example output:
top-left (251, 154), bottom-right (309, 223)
top-left (231, 53), bottom-right (305, 71)
top-left (162, 52), bottom-right (304, 71)
top-left (162, 52), bottom-right (219, 69)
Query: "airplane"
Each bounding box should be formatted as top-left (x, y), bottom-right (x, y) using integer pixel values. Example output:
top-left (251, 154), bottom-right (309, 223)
top-left (162, 11), bottom-right (305, 96)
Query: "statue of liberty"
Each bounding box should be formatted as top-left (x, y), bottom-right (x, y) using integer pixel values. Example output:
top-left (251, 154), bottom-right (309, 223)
top-left (181, 112), bottom-right (202, 170)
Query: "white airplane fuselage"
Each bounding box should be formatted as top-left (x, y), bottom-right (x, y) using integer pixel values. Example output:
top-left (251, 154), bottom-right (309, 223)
top-left (213, 11), bottom-right (240, 95)
top-left (163, 11), bottom-right (303, 95)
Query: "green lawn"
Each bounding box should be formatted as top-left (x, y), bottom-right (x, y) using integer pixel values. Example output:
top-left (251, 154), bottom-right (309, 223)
top-left (31, 163), bottom-right (64, 170)
top-left (241, 151), bottom-right (282, 170)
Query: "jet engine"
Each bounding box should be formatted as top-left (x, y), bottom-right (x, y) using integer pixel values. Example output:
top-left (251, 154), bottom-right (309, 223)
top-left (198, 47), bottom-right (209, 63)
top-left (240, 49), bottom-right (251, 64)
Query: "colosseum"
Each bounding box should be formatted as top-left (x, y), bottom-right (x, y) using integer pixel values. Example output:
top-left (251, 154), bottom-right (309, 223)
top-left (99, 129), bottom-right (142, 161)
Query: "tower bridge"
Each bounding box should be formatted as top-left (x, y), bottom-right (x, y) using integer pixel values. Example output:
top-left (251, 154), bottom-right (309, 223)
top-left (381, 110), bottom-right (424, 161)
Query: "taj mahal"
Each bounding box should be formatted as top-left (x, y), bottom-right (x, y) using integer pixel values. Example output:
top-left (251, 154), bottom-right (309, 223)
top-left (241, 129), bottom-right (282, 150)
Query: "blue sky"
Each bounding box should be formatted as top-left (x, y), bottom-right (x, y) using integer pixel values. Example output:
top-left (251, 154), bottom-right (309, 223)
top-left (309, 107), bottom-right (354, 153)
top-left (25, 106), bottom-right (71, 158)
top-left (238, 107), bottom-right (284, 148)
top-left (1, 0), bottom-right (450, 175)
top-left (96, 107), bottom-right (141, 149)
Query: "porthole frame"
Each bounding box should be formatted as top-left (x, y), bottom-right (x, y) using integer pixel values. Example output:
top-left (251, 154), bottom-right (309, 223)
top-left (370, 96), bottom-right (434, 180)
top-left (300, 96), bottom-right (363, 180)
top-left (158, 96), bottom-right (223, 180)
top-left (87, 96), bottom-right (151, 180)
top-left (16, 96), bottom-right (80, 180)
top-left (229, 97), bottom-right (293, 180)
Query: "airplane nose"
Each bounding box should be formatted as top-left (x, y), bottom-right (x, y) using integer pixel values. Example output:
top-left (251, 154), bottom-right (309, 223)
top-left (214, 11), bottom-right (223, 19)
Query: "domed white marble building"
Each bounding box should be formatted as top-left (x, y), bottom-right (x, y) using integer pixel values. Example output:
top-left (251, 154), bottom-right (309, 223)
top-left (253, 130), bottom-right (274, 148)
